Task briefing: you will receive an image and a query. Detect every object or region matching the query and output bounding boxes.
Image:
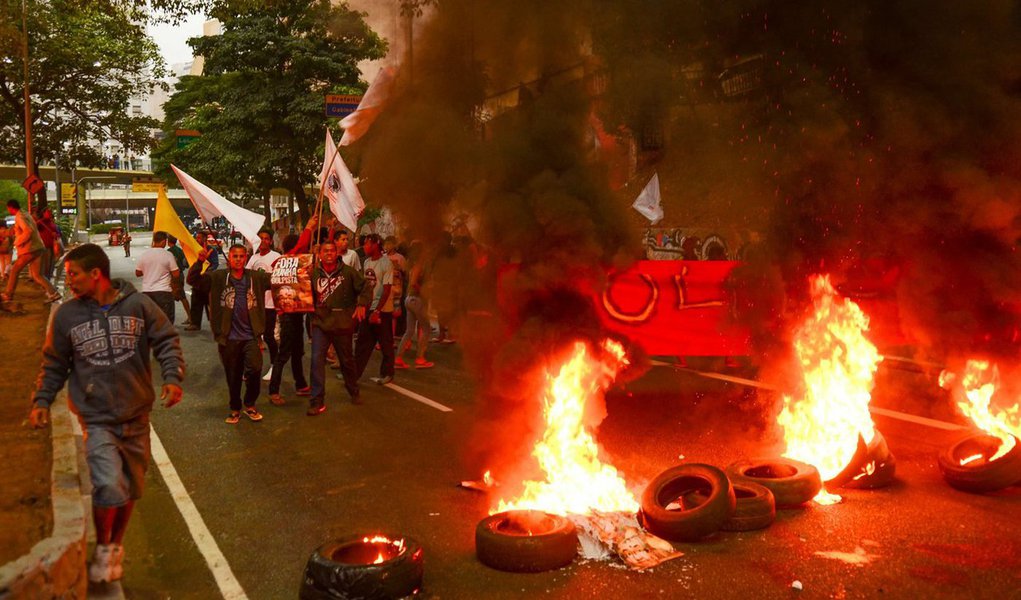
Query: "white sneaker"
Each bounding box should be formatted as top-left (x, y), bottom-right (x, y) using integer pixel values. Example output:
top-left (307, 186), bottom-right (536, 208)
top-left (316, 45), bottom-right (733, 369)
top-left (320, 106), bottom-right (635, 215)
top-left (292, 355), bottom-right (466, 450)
top-left (89, 544), bottom-right (115, 583)
top-left (109, 543), bottom-right (125, 581)
top-left (261, 369), bottom-right (272, 381)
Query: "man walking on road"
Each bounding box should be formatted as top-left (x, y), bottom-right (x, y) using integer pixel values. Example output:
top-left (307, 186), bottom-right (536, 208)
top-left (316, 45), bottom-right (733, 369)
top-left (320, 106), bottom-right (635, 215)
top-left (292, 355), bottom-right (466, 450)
top-left (308, 239), bottom-right (370, 415)
top-left (185, 231), bottom-right (218, 330)
top-left (188, 244), bottom-right (271, 424)
top-left (355, 234), bottom-right (396, 385)
top-left (134, 231), bottom-right (180, 323)
top-left (29, 243), bottom-right (184, 584)
top-left (246, 229), bottom-right (281, 379)
top-left (166, 235), bottom-right (192, 326)
top-left (268, 234), bottom-right (310, 405)
top-left (334, 229), bottom-right (361, 271)
top-left (2, 199), bottom-right (60, 304)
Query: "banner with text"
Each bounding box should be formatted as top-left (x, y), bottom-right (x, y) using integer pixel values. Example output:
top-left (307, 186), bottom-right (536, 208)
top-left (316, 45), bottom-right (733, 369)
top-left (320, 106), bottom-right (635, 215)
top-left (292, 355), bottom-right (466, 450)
top-left (271, 254), bottom-right (314, 313)
top-left (598, 260), bottom-right (750, 356)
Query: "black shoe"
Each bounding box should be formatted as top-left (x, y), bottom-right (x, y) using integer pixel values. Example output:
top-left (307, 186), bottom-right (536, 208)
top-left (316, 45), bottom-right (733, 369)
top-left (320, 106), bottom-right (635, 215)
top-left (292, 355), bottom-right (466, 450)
top-left (370, 376), bottom-right (393, 385)
top-left (306, 402), bottom-right (326, 416)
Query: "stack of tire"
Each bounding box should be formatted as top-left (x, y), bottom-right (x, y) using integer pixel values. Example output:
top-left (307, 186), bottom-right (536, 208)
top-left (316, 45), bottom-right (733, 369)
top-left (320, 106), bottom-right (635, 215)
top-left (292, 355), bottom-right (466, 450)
top-left (639, 460), bottom-right (825, 542)
top-left (938, 433), bottom-right (1021, 493)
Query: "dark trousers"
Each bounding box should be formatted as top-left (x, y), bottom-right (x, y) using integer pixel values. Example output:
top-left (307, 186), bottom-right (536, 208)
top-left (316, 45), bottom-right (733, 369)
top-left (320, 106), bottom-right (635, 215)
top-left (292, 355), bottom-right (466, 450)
top-left (355, 312), bottom-right (395, 379)
top-left (218, 339), bottom-right (262, 411)
top-left (394, 296), bottom-right (407, 339)
top-left (263, 308), bottom-right (278, 365)
top-left (310, 327), bottom-right (358, 402)
top-left (190, 289), bottom-right (209, 328)
top-left (269, 313), bottom-right (308, 394)
top-left (144, 291), bottom-right (175, 324)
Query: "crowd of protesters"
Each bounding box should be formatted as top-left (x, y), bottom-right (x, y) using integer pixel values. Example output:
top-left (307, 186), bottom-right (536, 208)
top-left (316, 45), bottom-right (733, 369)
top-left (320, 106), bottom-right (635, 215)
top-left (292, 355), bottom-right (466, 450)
top-left (19, 199), bottom-right (483, 584)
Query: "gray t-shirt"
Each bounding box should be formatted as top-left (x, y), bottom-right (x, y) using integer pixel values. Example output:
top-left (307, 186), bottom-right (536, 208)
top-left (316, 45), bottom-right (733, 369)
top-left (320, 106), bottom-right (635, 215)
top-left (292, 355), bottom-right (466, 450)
top-left (362, 255), bottom-right (394, 312)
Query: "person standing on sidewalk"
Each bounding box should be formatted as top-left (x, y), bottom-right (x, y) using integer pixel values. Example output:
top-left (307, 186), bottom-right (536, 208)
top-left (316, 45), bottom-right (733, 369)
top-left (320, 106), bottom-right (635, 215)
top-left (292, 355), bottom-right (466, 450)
top-left (134, 231), bottom-right (180, 323)
top-left (307, 239), bottom-right (370, 415)
top-left (122, 231), bottom-right (132, 257)
top-left (2, 199), bottom-right (60, 304)
top-left (188, 244), bottom-right (271, 424)
top-left (246, 229), bottom-right (280, 380)
top-left (29, 243), bottom-right (184, 584)
top-left (267, 233), bottom-right (311, 405)
top-left (355, 234), bottom-right (396, 385)
top-left (166, 235), bottom-right (192, 326)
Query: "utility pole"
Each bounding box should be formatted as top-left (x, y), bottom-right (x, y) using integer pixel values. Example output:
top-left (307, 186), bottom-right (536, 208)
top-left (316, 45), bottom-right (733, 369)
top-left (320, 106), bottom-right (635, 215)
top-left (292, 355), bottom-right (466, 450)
top-left (22, 0), bottom-right (35, 214)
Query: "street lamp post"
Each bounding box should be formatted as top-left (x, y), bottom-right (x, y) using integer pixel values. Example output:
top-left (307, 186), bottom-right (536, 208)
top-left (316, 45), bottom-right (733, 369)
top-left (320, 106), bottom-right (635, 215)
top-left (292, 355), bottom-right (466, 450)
top-left (21, 0), bottom-right (35, 214)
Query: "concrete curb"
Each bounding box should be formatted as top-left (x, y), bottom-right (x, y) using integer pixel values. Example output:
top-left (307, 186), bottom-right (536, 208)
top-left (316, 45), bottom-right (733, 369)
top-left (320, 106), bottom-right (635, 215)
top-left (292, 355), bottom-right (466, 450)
top-left (0, 396), bottom-right (88, 599)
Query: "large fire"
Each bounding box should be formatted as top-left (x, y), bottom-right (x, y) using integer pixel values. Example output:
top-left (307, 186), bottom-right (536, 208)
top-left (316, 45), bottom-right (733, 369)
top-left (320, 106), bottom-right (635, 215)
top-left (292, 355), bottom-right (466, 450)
top-left (939, 360), bottom-right (1020, 463)
top-left (493, 339), bottom-right (639, 516)
top-left (778, 275), bottom-right (883, 497)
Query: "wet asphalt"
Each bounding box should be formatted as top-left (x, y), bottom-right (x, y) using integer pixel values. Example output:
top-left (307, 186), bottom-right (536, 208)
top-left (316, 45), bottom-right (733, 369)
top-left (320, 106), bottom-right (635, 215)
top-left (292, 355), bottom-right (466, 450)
top-left (99, 235), bottom-right (1021, 600)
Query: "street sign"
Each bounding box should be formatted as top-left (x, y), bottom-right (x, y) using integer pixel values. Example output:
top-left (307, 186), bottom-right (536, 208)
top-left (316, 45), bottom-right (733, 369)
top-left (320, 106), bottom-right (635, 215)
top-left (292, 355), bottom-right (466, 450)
top-left (175, 128), bottom-right (201, 149)
top-left (132, 179), bottom-right (164, 193)
top-left (22, 174), bottom-right (43, 195)
top-left (325, 94), bottom-right (362, 118)
top-left (61, 183), bottom-right (77, 208)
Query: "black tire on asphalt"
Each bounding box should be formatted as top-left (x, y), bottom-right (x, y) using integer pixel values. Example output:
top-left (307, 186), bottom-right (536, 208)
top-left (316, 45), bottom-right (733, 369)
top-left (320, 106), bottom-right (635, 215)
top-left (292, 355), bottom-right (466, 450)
top-left (475, 511), bottom-right (579, 573)
top-left (823, 433), bottom-right (870, 490)
top-left (726, 458), bottom-right (822, 507)
top-left (300, 535), bottom-right (424, 600)
top-left (937, 434), bottom-right (1021, 493)
top-left (721, 481), bottom-right (776, 531)
top-left (640, 463), bottom-right (736, 542)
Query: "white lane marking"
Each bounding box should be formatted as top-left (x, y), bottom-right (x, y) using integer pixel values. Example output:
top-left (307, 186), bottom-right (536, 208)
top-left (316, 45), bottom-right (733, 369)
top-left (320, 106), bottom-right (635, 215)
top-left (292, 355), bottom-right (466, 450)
top-left (384, 382), bottom-right (454, 412)
top-left (149, 425), bottom-right (248, 600)
top-left (649, 359), bottom-right (968, 432)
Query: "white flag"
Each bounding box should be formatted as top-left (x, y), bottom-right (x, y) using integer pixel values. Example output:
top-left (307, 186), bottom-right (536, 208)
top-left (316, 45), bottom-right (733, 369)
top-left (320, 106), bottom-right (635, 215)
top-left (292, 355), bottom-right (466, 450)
top-left (632, 172), bottom-right (664, 224)
top-left (339, 66), bottom-right (395, 146)
top-left (319, 129), bottom-right (365, 232)
top-left (170, 164), bottom-right (265, 248)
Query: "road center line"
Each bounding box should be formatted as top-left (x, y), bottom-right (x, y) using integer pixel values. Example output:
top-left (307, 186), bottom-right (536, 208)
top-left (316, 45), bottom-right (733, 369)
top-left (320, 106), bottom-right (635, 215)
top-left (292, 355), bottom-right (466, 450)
top-left (149, 425), bottom-right (248, 600)
top-left (384, 382), bottom-right (454, 412)
top-left (650, 359), bottom-right (968, 432)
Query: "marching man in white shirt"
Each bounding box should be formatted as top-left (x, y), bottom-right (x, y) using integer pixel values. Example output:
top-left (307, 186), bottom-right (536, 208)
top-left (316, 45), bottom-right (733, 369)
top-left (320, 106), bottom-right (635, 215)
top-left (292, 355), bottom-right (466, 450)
top-left (246, 229), bottom-right (281, 380)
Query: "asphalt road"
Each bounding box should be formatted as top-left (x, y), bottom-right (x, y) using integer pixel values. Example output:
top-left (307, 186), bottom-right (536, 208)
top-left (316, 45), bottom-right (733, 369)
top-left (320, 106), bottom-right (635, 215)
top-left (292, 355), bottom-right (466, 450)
top-left (93, 236), bottom-right (1021, 600)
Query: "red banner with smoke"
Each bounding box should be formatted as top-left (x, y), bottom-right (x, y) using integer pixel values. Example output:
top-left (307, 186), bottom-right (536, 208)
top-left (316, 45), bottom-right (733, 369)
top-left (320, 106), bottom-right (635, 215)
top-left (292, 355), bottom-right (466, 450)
top-left (599, 261), bottom-right (750, 356)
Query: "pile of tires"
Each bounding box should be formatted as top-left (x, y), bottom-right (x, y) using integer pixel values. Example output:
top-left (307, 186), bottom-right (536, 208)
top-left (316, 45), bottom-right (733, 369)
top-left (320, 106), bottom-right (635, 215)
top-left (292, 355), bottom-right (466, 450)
top-left (938, 433), bottom-right (1021, 493)
top-left (725, 458), bottom-right (822, 507)
top-left (475, 510), bottom-right (579, 572)
top-left (300, 535), bottom-right (423, 600)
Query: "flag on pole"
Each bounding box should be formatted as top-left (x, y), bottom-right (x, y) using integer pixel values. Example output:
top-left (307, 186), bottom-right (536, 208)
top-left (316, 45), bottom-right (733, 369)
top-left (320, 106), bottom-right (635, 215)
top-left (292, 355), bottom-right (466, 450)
top-left (632, 172), bottom-right (664, 224)
top-left (339, 66), bottom-right (395, 146)
top-left (319, 129), bottom-right (365, 232)
top-left (153, 185), bottom-right (203, 266)
top-left (170, 164), bottom-right (265, 248)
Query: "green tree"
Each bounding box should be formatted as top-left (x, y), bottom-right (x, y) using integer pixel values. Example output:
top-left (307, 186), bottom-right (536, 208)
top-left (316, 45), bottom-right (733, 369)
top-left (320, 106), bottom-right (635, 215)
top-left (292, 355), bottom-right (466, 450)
top-left (152, 0), bottom-right (386, 221)
top-left (0, 0), bottom-right (174, 181)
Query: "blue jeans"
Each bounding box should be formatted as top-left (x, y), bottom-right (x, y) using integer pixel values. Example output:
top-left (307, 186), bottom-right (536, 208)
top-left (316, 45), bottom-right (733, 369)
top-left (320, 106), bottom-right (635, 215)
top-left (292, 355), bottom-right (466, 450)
top-left (310, 326), bottom-right (358, 404)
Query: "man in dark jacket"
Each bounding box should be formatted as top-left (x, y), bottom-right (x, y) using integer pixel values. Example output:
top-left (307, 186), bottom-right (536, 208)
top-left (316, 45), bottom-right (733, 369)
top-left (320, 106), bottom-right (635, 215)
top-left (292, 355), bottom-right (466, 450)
top-left (29, 243), bottom-right (184, 584)
top-left (307, 239), bottom-right (371, 415)
top-left (188, 244), bottom-right (271, 424)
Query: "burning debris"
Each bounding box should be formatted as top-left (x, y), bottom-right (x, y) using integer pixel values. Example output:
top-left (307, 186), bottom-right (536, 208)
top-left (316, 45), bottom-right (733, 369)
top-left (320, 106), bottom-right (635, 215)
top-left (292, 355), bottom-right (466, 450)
top-left (777, 274), bottom-right (895, 501)
top-left (301, 534), bottom-right (423, 599)
top-left (937, 360), bottom-right (1021, 492)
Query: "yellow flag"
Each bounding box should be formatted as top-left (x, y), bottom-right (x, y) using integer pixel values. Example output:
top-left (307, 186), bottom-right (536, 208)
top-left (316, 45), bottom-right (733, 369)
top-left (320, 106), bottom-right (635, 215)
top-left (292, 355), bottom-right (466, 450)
top-left (153, 185), bottom-right (202, 266)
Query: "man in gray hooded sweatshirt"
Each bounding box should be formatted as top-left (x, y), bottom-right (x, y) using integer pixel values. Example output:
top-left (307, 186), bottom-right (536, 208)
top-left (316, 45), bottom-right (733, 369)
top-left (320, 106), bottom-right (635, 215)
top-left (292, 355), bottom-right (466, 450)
top-left (29, 243), bottom-right (184, 584)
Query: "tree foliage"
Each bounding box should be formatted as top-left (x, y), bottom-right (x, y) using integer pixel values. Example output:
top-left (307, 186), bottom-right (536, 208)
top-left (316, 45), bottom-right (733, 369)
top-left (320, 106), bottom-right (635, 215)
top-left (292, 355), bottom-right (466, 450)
top-left (0, 0), bottom-right (167, 171)
top-left (151, 0), bottom-right (386, 220)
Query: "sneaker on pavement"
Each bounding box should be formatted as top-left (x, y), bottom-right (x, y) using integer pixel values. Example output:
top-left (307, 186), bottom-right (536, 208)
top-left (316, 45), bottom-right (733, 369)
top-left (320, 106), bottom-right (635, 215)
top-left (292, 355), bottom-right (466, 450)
top-left (295, 386), bottom-right (311, 396)
top-left (225, 411), bottom-right (241, 425)
top-left (370, 376), bottom-right (393, 385)
top-left (307, 402), bottom-right (326, 416)
top-left (89, 544), bottom-right (115, 583)
top-left (243, 407), bottom-right (263, 421)
top-left (109, 544), bottom-right (125, 581)
top-left (394, 358), bottom-right (409, 369)
top-left (414, 359), bottom-right (435, 369)
top-left (268, 393), bottom-right (285, 406)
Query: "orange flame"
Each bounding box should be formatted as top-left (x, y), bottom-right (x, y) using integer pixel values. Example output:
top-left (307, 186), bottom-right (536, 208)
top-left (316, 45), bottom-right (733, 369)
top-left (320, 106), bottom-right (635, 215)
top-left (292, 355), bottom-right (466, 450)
top-left (493, 339), bottom-right (638, 515)
top-left (778, 275), bottom-right (882, 491)
top-left (939, 360), bottom-right (1020, 462)
top-left (362, 535), bottom-right (405, 564)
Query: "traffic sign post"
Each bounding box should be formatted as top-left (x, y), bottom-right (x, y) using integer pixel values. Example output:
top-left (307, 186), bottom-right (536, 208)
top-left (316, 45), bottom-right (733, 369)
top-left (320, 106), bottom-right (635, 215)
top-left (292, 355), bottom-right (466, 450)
top-left (325, 94), bottom-right (362, 118)
top-left (22, 173), bottom-right (43, 195)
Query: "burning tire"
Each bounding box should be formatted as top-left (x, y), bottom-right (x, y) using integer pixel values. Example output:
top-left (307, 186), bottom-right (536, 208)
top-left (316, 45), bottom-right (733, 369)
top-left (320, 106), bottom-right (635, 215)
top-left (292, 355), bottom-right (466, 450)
top-left (300, 535), bottom-right (423, 600)
top-left (726, 458), bottom-right (822, 507)
top-left (937, 434), bottom-right (1021, 493)
top-left (475, 510), bottom-right (579, 572)
top-left (640, 464), bottom-right (736, 542)
top-left (843, 430), bottom-right (897, 490)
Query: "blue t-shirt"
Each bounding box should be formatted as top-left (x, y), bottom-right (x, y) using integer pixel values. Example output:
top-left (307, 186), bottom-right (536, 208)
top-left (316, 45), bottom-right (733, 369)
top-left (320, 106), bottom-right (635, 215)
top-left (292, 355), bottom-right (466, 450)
top-left (227, 274), bottom-right (254, 341)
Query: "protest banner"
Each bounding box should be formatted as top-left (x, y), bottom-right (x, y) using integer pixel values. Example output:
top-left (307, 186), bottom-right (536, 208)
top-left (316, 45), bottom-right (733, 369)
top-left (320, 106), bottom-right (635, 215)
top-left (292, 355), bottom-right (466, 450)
top-left (271, 254), bottom-right (315, 313)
